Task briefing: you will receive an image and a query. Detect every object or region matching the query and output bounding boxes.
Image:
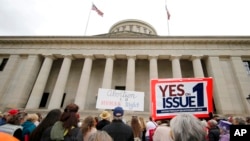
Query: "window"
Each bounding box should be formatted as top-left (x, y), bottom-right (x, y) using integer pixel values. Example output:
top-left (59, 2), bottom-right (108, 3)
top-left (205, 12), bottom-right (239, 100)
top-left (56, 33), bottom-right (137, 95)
top-left (39, 92), bottom-right (49, 108)
top-left (60, 93), bottom-right (66, 108)
top-left (0, 58), bottom-right (8, 71)
top-left (115, 86), bottom-right (125, 90)
top-left (243, 61), bottom-right (250, 75)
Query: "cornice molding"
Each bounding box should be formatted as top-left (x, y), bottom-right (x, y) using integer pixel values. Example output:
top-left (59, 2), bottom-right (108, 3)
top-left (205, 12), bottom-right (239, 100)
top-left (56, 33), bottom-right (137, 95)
top-left (0, 36), bottom-right (250, 44)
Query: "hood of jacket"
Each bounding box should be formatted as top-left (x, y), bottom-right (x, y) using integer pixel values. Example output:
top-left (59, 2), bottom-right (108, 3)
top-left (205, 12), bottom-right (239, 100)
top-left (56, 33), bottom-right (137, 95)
top-left (50, 121), bottom-right (65, 140)
top-left (21, 121), bottom-right (36, 135)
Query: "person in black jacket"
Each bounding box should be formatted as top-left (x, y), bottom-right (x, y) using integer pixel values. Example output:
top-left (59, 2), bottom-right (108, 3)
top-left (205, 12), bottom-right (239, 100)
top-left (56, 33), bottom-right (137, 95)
top-left (96, 110), bottom-right (111, 130)
top-left (102, 106), bottom-right (134, 141)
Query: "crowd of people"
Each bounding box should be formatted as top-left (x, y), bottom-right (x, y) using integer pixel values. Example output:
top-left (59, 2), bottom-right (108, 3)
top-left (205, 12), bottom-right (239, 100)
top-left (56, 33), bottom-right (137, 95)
top-left (0, 103), bottom-right (250, 141)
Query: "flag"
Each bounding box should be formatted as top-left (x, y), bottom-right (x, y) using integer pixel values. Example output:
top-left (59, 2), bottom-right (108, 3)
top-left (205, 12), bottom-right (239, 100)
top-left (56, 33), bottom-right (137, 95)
top-left (165, 6), bottom-right (171, 20)
top-left (92, 4), bottom-right (104, 17)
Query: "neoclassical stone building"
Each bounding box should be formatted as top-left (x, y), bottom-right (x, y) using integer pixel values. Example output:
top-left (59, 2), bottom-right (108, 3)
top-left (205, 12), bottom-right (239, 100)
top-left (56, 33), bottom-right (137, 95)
top-left (0, 19), bottom-right (250, 117)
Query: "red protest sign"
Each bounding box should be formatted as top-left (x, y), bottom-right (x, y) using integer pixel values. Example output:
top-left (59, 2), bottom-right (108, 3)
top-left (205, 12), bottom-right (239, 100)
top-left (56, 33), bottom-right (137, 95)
top-left (151, 77), bottom-right (213, 120)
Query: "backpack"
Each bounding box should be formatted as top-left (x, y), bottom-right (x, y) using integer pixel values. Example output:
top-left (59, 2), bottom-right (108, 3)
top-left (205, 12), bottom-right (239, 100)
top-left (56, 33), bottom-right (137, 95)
top-left (148, 122), bottom-right (157, 141)
top-left (149, 128), bottom-right (156, 141)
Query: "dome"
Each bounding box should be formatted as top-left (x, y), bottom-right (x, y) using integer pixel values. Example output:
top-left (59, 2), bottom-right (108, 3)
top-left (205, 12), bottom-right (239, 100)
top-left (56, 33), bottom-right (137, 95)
top-left (108, 19), bottom-right (157, 37)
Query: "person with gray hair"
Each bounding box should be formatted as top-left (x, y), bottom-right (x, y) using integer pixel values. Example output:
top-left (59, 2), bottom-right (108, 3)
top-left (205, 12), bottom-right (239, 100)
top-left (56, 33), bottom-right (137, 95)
top-left (232, 116), bottom-right (246, 125)
top-left (88, 130), bottom-right (113, 141)
top-left (207, 119), bottom-right (220, 141)
top-left (170, 113), bottom-right (206, 141)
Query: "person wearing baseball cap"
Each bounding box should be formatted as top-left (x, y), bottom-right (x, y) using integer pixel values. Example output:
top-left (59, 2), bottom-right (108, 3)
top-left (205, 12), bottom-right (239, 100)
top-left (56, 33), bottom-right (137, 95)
top-left (102, 106), bottom-right (134, 141)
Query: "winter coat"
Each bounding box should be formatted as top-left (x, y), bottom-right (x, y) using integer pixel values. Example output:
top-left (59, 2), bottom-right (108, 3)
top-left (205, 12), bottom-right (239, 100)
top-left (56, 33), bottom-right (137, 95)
top-left (102, 119), bottom-right (134, 141)
top-left (208, 127), bottom-right (220, 141)
top-left (22, 121), bottom-right (36, 137)
top-left (40, 121), bottom-right (83, 141)
top-left (96, 119), bottom-right (110, 130)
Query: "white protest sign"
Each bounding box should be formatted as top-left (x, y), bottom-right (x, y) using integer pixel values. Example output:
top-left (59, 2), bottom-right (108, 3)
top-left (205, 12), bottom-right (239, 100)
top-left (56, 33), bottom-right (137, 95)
top-left (96, 88), bottom-right (144, 111)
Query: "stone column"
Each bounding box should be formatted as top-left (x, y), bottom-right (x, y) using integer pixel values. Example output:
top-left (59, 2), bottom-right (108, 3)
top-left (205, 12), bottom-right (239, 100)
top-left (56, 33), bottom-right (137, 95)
top-left (206, 56), bottom-right (232, 114)
top-left (126, 56), bottom-right (136, 91)
top-left (149, 56), bottom-right (158, 113)
top-left (171, 55), bottom-right (182, 78)
top-left (0, 55), bottom-right (20, 101)
top-left (75, 56), bottom-right (93, 110)
top-left (48, 55), bottom-right (73, 109)
top-left (149, 56), bottom-right (158, 79)
top-left (191, 55), bottom-right (204, 78)
top-left (3, 55), bottom-right (42, 108)
top-left (230, 56), bottom-right (250, 114)
top-left (26, 55), bottom-right (55, 109)
top-left (102, 56), bottom-right (114, 89)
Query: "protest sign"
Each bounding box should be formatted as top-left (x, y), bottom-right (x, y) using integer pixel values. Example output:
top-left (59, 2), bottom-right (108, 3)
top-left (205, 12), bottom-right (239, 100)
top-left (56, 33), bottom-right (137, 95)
top-left (96, 88), bottom-right (144, 111)
top-left (151, 78), bottom-right (213, 119)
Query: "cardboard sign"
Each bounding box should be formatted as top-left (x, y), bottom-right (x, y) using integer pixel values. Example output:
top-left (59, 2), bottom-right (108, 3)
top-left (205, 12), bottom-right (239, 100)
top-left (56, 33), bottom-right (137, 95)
top-left (96, 88), bottom-right (144, 111)
top-left (151, 77), bottom-right (213, 120)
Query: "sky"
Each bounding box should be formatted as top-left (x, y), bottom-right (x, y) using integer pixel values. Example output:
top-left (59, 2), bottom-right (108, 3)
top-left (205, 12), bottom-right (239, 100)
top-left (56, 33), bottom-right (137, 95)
top-left (0, 0), bottom-right (250, 36)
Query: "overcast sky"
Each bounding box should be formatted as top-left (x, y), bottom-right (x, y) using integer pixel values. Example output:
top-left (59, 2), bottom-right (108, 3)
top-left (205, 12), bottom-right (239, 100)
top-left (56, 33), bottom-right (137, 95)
top-left (0, 0), bottom-right (250, 36)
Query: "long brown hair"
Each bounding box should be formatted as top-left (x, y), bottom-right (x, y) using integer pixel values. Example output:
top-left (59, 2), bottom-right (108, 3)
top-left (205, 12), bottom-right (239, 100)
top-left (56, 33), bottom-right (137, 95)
top-left (131, 116), bottom-right (142, 138)
top-left (81, 116), bottom-right (95, 135)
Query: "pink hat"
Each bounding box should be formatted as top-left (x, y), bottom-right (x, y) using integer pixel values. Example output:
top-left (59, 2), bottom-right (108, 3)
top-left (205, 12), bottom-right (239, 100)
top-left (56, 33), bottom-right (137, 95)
top-left (8, 109), bottom-right (19, 115)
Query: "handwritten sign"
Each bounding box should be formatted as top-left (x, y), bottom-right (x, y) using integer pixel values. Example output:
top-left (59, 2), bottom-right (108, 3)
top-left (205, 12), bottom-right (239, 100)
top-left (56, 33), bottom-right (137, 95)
top-left (96, 88), bottom-right (144, 111)
top-left (151, 78), bottom-right (213, 120)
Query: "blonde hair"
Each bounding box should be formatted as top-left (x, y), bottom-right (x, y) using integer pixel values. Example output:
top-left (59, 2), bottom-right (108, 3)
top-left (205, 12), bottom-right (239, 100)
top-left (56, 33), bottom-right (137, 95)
top-left (138, 117), bottom-right (146, 130)
top-left (27, 113), bottom-right (39, 122)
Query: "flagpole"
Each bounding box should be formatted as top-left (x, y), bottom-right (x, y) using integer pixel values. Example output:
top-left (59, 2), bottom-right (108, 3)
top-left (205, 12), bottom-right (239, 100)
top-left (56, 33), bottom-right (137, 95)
top-left (167, 16), bottom-right (170, 36)
top-left (165, 0), bottom-right (170, 35)
top-left (84, 3), bottom-right (93, 35)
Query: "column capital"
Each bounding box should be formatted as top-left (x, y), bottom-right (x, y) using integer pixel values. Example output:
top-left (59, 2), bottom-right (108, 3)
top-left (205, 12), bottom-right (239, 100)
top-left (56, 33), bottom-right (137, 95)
top-left (148, 55), bottom-right (158, 60)
top-left (62, 54), bottom-right (74, 60)
top-left (43, 54), bottom-right (56, 60)
top-left (230, 55), bottom-right (242, 58)
top-left (190, 55), bottom-right (203, 60)
top-left (126, 55), bottom-right (136, 59)
top-left (170, 55), bottom-right (182, 60)
top-left (105, 55), bottom-right (115, 60)
top-left (84, 55), bottom-right (95, 60)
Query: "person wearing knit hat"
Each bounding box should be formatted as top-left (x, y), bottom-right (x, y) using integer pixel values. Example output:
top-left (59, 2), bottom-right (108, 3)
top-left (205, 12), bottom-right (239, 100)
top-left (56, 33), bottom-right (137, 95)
top-left (218, 120), bottom-right (231, 141)
top-left (8, 109), bottom-right (19, 116)
top-left (96, 110), bottom-right (111, 130)
top-left (0, 111), bottom-right (28, 141)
